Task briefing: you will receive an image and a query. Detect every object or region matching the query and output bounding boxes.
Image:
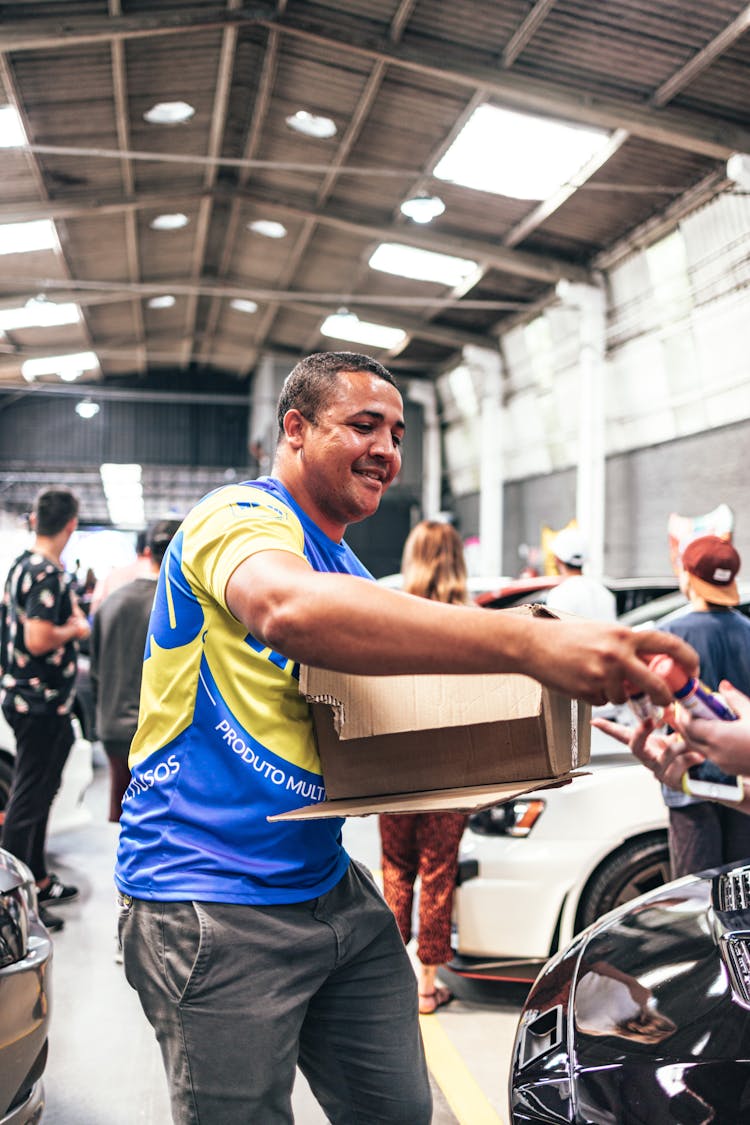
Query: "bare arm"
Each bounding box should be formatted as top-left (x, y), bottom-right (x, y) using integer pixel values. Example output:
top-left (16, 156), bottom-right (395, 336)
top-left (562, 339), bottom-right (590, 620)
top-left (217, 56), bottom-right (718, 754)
top-left (225, 550), bottom-right (699, 706)
top-left (25, 611), bottom-right (90, 656)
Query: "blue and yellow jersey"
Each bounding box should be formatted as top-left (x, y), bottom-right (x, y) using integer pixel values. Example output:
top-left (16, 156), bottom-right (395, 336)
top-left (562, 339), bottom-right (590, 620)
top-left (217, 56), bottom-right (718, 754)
top-left (114, 477), bottom-right (373, 904)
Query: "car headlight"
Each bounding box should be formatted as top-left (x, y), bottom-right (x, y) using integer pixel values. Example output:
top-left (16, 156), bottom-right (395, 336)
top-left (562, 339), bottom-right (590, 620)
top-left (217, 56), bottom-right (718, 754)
top-left (0, 885), bottom-right (30, 968)
top-left (468, 797), bottom-right (545, 837)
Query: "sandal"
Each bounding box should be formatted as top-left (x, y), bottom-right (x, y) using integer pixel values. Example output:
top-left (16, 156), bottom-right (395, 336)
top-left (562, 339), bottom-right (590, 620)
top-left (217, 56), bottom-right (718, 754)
top-left (419, 986), bottom-right (454, 1015)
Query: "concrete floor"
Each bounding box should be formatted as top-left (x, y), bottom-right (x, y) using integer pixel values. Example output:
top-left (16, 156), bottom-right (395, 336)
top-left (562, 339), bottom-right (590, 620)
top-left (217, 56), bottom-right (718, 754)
top-left (41, 756), bottom-right (526, 1124)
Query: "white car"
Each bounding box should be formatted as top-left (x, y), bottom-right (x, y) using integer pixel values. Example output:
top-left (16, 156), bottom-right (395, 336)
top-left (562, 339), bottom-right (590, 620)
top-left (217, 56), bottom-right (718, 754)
top-left (450, 582), bottom-right (750, 981)
top-left (451, 719), bottom-right (670, 980)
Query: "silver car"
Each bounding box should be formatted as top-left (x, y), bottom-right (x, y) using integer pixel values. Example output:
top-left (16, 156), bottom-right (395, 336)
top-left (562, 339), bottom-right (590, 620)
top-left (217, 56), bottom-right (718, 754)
top-left (0, 848), bottom-right (52, 1124)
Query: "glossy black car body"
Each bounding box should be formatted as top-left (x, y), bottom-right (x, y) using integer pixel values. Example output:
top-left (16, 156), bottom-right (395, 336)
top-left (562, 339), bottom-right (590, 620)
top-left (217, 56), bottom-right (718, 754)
top-left (0, 848), bottom-right (51, 1124)
top-left (510, 862), bottom-right (750, 1123)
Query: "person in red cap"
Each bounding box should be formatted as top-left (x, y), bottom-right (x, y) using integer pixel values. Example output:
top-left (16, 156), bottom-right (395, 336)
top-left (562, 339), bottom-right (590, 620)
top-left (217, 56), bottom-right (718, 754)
top-left (657, 534), bottom-right (750, 877)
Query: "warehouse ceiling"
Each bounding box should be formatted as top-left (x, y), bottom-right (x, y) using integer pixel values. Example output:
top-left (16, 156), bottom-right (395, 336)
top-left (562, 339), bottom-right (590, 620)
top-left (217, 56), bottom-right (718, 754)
top-left (1, 0), bottom-right (750, 521)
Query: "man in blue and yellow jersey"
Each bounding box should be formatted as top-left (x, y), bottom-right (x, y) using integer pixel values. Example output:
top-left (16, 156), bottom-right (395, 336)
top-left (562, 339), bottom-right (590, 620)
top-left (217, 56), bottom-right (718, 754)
top-left (115, 351), bottom-right (697, 1125)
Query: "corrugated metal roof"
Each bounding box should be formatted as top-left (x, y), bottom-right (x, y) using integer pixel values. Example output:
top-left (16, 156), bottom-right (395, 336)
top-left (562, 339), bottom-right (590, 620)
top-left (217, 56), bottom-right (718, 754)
top-left (1, 0), bottom-right (749, 513)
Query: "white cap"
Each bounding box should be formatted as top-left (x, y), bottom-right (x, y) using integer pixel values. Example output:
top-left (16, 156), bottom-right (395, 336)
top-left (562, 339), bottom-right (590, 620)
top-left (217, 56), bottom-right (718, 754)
top-left (551, 527), bottom-right (587, 568)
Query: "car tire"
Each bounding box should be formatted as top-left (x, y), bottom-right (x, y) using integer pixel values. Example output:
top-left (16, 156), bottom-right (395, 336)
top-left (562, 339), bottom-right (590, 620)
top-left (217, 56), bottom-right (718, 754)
top-left (575, 832), bottom-right (671, 932)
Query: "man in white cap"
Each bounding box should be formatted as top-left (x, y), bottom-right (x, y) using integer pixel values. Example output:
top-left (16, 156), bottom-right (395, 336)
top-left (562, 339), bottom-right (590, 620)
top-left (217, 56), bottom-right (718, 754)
top-left (545, 527), bottom-right (616, 621)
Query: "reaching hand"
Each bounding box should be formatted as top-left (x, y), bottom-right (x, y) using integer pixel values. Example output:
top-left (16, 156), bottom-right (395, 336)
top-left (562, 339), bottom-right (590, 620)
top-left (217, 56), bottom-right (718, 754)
top-left (592, 713), bottom-right (704, 792)
top-left (672, 681), bottom-right (750, 775)
top-left (526, 617), bottom-right (699, 707)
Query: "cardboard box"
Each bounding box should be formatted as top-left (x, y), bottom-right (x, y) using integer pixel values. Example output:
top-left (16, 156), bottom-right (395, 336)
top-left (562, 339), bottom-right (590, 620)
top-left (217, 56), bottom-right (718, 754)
top-left (270, 608), bottom-right (591, 820)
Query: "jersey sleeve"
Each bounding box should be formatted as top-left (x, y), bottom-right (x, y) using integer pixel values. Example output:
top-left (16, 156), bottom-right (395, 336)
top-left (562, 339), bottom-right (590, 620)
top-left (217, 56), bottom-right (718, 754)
top-left (181, 485), bottom-right (307, 608)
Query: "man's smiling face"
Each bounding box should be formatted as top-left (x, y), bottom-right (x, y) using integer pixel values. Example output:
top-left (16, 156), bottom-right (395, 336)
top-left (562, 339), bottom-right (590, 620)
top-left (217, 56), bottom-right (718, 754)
top-left (292, 368), bottom-right (405, 540)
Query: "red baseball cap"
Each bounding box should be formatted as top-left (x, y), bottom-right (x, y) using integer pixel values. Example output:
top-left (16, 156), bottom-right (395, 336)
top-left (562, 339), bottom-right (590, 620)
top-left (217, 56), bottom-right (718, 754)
top-left (680, 534), bottom-right (740, 606)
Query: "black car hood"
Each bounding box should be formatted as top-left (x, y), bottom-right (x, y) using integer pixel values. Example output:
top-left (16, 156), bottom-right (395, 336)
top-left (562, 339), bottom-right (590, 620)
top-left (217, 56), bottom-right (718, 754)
top-left (570, 864), bottom-right (750, 1123)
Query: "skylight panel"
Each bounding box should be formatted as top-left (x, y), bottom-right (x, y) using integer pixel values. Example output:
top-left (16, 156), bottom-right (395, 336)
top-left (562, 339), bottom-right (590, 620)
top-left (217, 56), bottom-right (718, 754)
top-left (21, 350), bottom-right (99, 382)
top-left (0, 219), bottom-right (59, 256)
top-left (100, 463), bottom-right (145, 528)
top-left (369, 243), bottom-right (478, 287)
top-left (0, 105), bottom-right (26, 147)
top-left (320, 312), bottom-right (406, 350)
top-left (0, 299), bottom-right (80, 332)
top-left (434, 104), bottom-right (611, 201)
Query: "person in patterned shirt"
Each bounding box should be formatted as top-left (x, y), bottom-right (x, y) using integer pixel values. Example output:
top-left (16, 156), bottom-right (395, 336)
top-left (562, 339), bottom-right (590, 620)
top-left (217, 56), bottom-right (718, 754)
top-left (0, 487), bottom-right (90, 932)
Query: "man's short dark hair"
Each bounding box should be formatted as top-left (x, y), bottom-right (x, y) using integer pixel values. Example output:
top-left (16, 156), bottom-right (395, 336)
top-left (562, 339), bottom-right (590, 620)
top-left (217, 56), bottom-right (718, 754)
top-left (276, 351), bottom-right (397, 434)
top-left (135, 529), bottom-right (148, 555)
top-left (34, 487), bottom-right (79, 537)
top-left (147, 518), bottom-right (182, 565)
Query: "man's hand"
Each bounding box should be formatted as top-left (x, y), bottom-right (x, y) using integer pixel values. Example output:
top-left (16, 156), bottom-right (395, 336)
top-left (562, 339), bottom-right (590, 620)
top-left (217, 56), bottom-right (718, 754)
top-left (672, 680), bottom-right (750, 775)
top-left (592, 713), bottom-right (704, 791)
top-left (67, 610), bottom-right (91, 642)
top-left (523, 618), bottom-right (700, 707)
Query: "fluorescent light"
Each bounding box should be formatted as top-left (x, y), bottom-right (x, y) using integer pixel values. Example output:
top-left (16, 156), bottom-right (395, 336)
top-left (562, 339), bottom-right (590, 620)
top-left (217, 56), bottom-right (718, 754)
top-left (75, 399), bottom-right (100, 419)
top-left (369, 242), bottom-right (478, 286)
top-left (144, 101), bottom-right (195, 125)
top-left (0, 105), bottom-right (26, 147)
top-left (320, 312), bottom-right (406, 350)
top-left (400, 195), bottom-right (446, 224)
top-left (230, 298), bottom-right (258, 314)
top-left (147, 294), bottom-right (176, 309)
top-left (247, 220), bottom-right (287, 239)
top-left (150, 213), bottom-right (189, 231)
top-left (0, 299), bottom-right (80, 332)
top-left (285, 110), bottom-right (337, 139)
top-left (434, 104), bottom-right (611, 201)
top-left (21, 350), bottom-right (99, 382)
top-left (100, 463), bottom-right (145, 528)
top-left (0, 219), bottom-right (58, 256)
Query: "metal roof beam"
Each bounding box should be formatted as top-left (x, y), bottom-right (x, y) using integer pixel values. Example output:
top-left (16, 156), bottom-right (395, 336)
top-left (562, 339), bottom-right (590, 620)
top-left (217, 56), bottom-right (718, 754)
top-left (0, 185), bottom-right (587, 283)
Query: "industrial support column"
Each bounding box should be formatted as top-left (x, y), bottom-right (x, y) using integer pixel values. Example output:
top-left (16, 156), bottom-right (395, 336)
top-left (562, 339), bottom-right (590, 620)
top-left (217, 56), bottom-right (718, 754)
top-left (406, 378), bottom-right (442, 520)
top-left (556, 281), bottom-right (607, 577)
top-left (464, 345), bottom-right (504, 578)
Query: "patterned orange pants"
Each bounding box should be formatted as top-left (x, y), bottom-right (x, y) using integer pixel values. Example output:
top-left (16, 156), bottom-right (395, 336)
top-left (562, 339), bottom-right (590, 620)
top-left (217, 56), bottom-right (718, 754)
top-left (379, 811), bottom-right (467, 966)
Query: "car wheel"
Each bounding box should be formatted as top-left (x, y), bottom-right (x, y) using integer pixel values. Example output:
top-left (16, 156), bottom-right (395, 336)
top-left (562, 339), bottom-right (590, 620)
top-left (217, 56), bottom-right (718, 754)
top-left (575, 832), bottom-right (671, 932)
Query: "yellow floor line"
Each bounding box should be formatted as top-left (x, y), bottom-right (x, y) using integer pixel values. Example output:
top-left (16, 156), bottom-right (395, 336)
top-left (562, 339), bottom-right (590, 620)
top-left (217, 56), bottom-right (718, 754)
top-left (420, 1013), bottom-right (506, 1125)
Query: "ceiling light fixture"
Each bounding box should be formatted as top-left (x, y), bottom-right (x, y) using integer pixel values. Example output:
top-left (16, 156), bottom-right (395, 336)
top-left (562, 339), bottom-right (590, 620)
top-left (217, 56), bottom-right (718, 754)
top-left (399, 194), bottom-right (446, 224)
top-left (230, 298), bottom-right (259, 314)
top-left (147, 294), bottom-right (176, 309)
top-left (320, 311), bottom-right (406, 350)
top-left (369, 242), bottom-right (478, 287)
top-left (247, 220), bottom-right (287, 239)
top-left (75, 398), bottom-right (100, 419)
top-left (0, 219), bottom-right (59, 256)
top-left (143, 100), bottom-right (195, 125)
top-left (21, 350), bottom-right (99, 383)
top-left (150, 213), bottom-right (189, 231)
top-left (0, 298), bottom-right (80, 332)
top-left (285, 110), bottom-right (337, 139)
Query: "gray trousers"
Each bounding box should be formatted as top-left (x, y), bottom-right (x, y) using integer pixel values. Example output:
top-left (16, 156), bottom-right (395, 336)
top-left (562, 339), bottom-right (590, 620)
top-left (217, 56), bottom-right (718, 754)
top-left (118, 860), bottom-right (432, 1125)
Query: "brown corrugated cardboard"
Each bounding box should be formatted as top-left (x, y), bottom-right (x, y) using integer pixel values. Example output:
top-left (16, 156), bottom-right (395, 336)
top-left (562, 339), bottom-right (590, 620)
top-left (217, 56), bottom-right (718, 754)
top-left (270, 605), bottom-right (591, 820)
top-left (269, 773), bottom-right (587, 821)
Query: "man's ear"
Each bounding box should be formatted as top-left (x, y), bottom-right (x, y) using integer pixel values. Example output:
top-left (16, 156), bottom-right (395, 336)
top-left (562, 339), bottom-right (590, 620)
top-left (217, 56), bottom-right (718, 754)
top-left (282, 408), bottom-right (307, 449)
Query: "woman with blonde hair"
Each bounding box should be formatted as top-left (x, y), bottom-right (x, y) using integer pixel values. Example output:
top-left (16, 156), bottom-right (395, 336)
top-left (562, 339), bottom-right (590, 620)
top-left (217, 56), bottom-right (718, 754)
top-left (379, 519), bottom-right (469, 1014)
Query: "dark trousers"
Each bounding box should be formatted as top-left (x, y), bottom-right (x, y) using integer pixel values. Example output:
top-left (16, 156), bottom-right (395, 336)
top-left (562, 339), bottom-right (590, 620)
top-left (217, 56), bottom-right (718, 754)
top-left (1, 704), bottom-right (75, 882)
top-left (118, 860), bottom-right (432, 1125)
top-left (669, 801), bottom-right (750, 879)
